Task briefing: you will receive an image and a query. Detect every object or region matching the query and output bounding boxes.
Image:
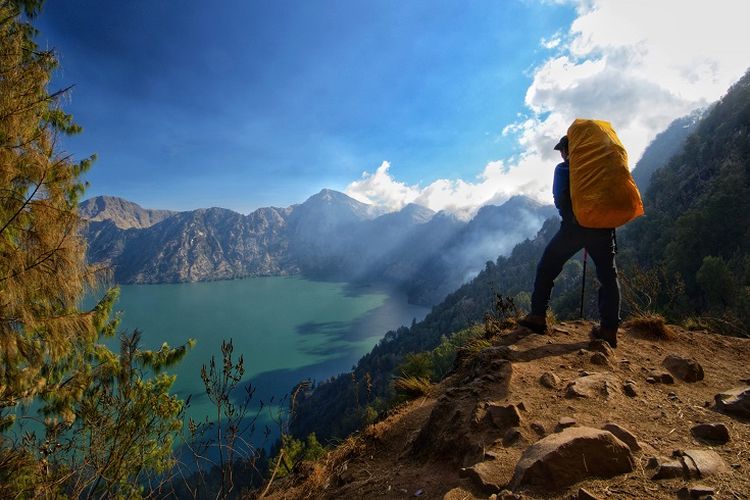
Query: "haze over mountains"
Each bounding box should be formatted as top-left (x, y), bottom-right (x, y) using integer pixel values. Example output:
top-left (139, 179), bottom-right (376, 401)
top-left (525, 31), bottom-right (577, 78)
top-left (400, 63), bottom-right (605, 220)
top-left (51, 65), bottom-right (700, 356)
top-left (81, 191), bottom-right (555, 305)
top-left (81, 100), bottom-right (696, 307)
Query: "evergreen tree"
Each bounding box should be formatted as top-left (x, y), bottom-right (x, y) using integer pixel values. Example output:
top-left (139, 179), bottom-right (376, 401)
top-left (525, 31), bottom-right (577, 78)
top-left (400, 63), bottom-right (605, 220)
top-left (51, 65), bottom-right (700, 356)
top-left (0, 2), bottom-right (191, 496)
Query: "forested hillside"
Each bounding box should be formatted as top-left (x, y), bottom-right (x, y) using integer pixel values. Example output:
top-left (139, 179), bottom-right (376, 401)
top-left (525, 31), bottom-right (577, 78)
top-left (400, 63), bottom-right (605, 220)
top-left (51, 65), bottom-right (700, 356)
top-left (622, 70), bottom-right (750, 335)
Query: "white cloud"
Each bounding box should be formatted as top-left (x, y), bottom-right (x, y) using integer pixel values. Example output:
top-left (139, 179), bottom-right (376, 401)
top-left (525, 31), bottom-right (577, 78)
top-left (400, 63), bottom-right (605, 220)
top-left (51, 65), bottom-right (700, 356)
top-left (345, 161), bottom-right (420, 211)
top-left (347, 0), bottom-right (750, 216)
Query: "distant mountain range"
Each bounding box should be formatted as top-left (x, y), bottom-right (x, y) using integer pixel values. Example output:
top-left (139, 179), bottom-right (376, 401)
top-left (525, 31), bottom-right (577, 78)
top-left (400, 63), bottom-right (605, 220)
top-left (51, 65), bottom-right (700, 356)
top-left (81, 190), bottom-right (555, 305)
top-left (82, 100), bottom-right (708, 307)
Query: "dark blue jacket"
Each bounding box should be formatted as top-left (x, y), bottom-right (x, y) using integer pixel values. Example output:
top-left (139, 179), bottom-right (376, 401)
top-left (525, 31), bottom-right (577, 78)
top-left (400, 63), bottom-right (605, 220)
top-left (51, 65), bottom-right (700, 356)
top-left (552, 160), bottom-right (577, 224)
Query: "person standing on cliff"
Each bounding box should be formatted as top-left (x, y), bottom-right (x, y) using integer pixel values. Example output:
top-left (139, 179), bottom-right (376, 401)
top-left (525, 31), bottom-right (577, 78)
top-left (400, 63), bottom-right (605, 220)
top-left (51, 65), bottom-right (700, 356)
top-left (517, 135), bottom-right (621, 347)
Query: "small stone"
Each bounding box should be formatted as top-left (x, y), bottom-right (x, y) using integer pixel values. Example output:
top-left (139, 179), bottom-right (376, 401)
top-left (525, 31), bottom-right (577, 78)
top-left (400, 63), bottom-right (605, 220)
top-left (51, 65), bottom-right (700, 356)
top-left (516, 401), bottom-right (527, 412)
top-left (503, 427), bottom-right (523, 446)
top-left (652, 450), bottom-right (729, 480)
top-left (588, 339), bottom-right (614, 357)
top-left (691, 423), bottom-right (730, 444)
top-left (677, 485), bottom-right (715, 499)
top-left (590, 352), bottom-right (609, 365)
top-left (652, 459), bottom-right (685, 479)
top-left (487, 403), bottom-right (522, 430)
top-left (578, 487), bottom-right (602, 500)
top-left (540, 371), bottom-right (560, 389)
top-left (498, 490), bottom-right (521, 500)
top-left (442, 487), bottom-right (477, 500)
top-left (663, 354), bottom-right (705, 382)
top-left (557, 417), bottom-right (577, 430)
top-left (531, 421), bottom-right (546, 436)
top-left (714, 386), bottom-right (750, 418)
top-left (648, 371), bottom-right (674, 384)
top-left (623, 382), bottom-right (638, 397)
top-left (460, 460), bottom-right (510, 494)
top-left (601, 423), bottom-right (641, 452)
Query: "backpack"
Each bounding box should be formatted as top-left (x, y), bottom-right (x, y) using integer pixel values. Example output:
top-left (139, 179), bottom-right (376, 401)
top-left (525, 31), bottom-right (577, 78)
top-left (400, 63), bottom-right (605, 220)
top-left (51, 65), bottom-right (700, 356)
top-left (567, 118), bottom-right (644, 228)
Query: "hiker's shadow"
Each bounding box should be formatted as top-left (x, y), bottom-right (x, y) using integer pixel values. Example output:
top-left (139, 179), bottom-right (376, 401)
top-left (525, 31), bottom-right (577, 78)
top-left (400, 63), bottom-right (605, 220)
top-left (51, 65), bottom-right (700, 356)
top-left (492, 327), bottom-right (591, 362)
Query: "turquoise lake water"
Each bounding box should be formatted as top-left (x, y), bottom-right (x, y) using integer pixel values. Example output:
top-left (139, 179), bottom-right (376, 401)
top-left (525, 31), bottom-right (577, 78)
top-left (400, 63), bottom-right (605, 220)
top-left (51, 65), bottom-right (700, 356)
top-left (93, 276), bottom-right (428, 432)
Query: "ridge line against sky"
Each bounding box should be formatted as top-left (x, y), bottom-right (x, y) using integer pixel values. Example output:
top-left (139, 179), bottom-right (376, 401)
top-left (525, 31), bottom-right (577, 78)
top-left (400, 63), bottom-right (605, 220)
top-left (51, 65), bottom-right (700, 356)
top-left (39, 0), bottom-right (750, 216)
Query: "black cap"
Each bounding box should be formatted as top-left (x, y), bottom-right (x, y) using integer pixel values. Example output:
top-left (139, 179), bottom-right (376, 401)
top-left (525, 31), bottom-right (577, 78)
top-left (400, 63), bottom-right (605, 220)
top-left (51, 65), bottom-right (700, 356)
top-left (553, 135), bottom-right (568, 151)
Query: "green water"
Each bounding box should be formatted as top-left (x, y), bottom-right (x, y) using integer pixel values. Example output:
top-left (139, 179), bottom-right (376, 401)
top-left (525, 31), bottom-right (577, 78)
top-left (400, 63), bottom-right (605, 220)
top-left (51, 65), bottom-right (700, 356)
top-left (99, 276), bottom-right (428, 425)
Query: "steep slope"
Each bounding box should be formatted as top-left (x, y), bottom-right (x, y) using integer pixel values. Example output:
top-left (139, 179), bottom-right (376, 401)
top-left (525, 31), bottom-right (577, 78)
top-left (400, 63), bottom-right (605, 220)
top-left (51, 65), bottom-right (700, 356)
top-left (622, 69), bottom-right (750, 321)
top-left (79, 195), bottom-right (176, 229)
top-left (631, 107), bottom-right (705, 193)
top-left (271, 321), bottom-right (750, 499)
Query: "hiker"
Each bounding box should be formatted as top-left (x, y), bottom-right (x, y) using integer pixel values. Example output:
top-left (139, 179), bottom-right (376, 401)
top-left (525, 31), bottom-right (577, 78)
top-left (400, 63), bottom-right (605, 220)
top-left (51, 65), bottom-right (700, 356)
top-left (518, 135), bottom-right (621, 347)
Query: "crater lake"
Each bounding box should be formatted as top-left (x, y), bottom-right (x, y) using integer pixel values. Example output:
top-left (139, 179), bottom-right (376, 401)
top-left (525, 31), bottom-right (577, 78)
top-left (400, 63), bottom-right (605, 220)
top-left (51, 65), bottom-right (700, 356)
top-left (91, 276), bottom-right (429, 437)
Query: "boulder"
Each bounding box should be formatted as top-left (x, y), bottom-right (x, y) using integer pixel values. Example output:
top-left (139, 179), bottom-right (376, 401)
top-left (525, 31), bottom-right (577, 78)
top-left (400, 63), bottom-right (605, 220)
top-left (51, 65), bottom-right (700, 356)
top-left (663, 354), bottom-right (704, 382)
top-left (690, 423), bottom-right (730, 444)
top-left (714, 386), bottom-right (750, 419)
top-left (510, 426), bottom-right (634, 490)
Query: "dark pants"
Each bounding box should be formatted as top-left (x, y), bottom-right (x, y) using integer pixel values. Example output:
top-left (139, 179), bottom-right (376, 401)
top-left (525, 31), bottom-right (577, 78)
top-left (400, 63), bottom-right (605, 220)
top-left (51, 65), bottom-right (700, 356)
top-left (530, 221), bottom-right (620, 329)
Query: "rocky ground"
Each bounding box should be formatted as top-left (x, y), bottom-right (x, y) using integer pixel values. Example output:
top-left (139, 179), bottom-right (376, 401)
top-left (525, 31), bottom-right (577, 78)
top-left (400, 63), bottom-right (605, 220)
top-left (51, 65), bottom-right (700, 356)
top-left (266, 320), bottom-right (750, 499)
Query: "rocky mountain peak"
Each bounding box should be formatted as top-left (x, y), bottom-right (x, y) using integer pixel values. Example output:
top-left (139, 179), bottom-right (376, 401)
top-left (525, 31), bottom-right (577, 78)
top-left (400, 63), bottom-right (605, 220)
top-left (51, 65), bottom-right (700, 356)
top-left (79, 195), bottom-right (176, 229)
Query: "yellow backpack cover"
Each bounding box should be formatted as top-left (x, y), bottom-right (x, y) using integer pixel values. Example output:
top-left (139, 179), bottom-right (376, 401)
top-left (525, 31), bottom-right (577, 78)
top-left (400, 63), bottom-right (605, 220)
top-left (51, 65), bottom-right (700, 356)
top-left (567, 118), bottom-right (644, 228)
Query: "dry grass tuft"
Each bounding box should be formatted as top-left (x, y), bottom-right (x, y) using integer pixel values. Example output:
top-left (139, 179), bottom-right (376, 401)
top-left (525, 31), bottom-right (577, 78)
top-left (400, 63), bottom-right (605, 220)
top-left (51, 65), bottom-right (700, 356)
top-left (623, 313), bottom-right (674, 340)
top-left (392, 376), bottom-right (432, 399)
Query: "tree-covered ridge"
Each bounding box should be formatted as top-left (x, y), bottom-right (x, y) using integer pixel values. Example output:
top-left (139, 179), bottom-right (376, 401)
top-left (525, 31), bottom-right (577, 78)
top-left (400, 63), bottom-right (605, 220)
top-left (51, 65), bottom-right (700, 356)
top-left (622, 69), bottom-right (750, 331)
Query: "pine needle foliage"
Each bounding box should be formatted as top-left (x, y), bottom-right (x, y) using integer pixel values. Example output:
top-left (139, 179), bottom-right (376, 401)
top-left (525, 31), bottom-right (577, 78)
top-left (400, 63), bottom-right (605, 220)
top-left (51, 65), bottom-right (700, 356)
top-left (0, 0), bottom-right (113, 429)
top-left (0, 3), bottom-right (192, 497)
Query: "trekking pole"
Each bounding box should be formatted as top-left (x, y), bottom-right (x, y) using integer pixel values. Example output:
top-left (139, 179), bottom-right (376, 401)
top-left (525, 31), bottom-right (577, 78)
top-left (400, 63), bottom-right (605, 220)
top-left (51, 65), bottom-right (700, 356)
top-left (579, 249), bottom-right (588, 319)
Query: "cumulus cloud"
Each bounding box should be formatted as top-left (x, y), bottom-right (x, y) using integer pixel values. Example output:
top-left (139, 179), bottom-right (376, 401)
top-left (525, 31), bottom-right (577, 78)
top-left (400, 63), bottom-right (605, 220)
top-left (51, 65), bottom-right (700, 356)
top-left (347, 0), bottom-right (750, 216)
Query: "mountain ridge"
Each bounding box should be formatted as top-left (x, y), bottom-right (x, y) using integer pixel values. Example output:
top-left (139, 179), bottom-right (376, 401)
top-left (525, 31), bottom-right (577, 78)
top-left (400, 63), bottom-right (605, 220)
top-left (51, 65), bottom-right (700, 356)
top-left (81, 190), bottom-right (555, 306)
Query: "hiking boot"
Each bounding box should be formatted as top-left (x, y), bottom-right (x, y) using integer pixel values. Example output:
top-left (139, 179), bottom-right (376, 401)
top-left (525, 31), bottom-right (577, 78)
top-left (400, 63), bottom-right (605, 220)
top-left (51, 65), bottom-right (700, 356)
top-left (591, 325), bottom-right (618, 348)
top-left (518, 314), bottom-right (547, 334)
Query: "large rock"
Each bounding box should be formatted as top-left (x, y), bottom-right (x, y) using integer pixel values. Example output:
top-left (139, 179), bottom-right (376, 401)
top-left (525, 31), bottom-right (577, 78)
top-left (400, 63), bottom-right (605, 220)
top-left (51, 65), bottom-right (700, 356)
top-left (663, 354), bottom-right (704, 382)
top-left (714, 386), bottom-right (750, 418)
top-left (510, 426), bottom-right (634, 490)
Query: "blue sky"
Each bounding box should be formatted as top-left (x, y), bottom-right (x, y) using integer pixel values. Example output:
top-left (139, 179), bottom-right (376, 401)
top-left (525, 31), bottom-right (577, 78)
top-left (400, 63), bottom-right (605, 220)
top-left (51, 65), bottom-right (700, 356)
top-left (37, 1), bottom-right (750, 214)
